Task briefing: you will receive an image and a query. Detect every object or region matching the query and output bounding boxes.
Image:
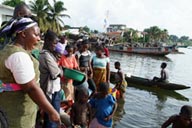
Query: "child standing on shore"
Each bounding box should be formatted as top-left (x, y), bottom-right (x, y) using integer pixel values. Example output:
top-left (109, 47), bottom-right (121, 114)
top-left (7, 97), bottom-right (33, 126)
top-left (114, 61), bottom-right (127, 99)
top-left (89, 82), bottom-right (117, 128)
top-left (161, 105), bottom-right (192, 128)
top-left (71, 88), bottom-right (92, 128)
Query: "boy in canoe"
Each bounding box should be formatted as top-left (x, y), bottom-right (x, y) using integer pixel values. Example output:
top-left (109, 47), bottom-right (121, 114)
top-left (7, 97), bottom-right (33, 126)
top-left (153, 62), bottom-right (168, 82)
top-left (161, 105), bottom-right (192, 128)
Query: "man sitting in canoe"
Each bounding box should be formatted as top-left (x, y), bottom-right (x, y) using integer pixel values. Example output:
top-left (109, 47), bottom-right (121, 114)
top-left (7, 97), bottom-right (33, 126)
top-left (153, 62), bottom-right (168, 82)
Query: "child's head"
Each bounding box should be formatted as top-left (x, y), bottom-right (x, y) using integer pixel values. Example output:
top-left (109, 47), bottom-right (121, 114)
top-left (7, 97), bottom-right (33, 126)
top-left (99, 82), bottom-right (109, 95)
top-left (13, 2), bottom-right (31, 18)
top-left (81, 39), bottom-right (89, 50)
top-left (44, 30), bottom-right (58, 52)
top-left (114, 61), bottom-right (121, 69)
top-left (161, 62), bottom-right (167, 69)
top-left (179, 105), bottom-right (192, 125)
top-left (65, 44), bottom-right (74, 56)
top-left (78, 88), bottom-right (89, 103)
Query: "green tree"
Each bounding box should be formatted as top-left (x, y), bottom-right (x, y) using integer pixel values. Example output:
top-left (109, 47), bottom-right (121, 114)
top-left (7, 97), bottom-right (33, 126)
top-left (2, 0), bottom-right (23, 7)
top-left (144, 26), bottom-right (161, 42)
top-left (169, 35), bottom-right (179, 42)
top-left (179, 36), bottom-right (189, 42)
top-left (160, 29), bottom-right (168, 42)
top-left (30, 0), bottom-right (50, 32)
top-left (30, 0), bottom-right (70, 33)
top-left (93, 30), bottom-right (99, 34)
top-left (82, 26), bottom-right (90, 33)
top-left (47, 0), bottom-right (70, 33)
top-left (144, 26), bottom-right (168, 43)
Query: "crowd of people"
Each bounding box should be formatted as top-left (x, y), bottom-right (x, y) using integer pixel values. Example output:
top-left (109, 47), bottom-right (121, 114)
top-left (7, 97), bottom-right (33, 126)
top-left (0, 2), bottom-right (191, 128)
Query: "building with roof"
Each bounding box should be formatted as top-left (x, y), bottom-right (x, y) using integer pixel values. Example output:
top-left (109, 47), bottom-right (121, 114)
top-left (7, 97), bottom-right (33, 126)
top-left (0, 4), bottom-right (14, 26)
top-left (107, 24), bottom-right (126, 32)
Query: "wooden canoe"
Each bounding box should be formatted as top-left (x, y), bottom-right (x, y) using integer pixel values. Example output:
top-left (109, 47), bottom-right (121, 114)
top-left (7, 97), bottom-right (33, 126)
top-left (110, 72), bottom-right (191, 90)
top-left (108, 44), bottom-right (171, 56)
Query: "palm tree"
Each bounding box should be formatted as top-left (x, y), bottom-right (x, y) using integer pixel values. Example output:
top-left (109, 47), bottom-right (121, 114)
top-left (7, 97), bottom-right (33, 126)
top-left (2, 0), bottom-right (23, 7)
top-left (144, 26), bottom-right (162, 42)
top-left (47, 0), bottom-right (70, 33)
top-left (160, 29), bottom-right (168, 42)
top-left (30, 0), bottom-right (50, 32)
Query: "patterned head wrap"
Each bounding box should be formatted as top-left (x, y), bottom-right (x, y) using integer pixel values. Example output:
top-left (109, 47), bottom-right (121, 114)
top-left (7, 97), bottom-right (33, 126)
top-left (1, 17), bottom-right (37, 35)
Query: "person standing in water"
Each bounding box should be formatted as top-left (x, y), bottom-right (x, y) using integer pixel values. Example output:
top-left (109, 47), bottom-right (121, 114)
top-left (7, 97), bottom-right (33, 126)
top-left (89, 82), bottom-right (117, 128)
top-left (161, 105), bottom-right (192, 128)
top-left (114, 61), bottom-right (127, 99)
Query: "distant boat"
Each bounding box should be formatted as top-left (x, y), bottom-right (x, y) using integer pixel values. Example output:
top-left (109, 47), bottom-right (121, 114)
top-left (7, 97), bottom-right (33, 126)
top-left (110, 72), bottom-right (191, 91)
top-left (108, 44), bottom-right (172, 56)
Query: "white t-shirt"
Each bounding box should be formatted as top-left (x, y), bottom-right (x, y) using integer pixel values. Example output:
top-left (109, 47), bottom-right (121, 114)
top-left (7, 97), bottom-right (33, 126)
top-left (5, 52), bottom-right (35, 84)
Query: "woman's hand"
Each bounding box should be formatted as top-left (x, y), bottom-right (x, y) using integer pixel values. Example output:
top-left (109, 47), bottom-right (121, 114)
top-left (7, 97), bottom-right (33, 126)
top-left (49, 110), bottom-right (61, 124)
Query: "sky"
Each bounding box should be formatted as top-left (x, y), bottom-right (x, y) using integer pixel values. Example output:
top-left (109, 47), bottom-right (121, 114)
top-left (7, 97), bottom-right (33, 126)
top-left (62, 0), bottom-right (192, 38)
top-left (1, 0), bottom-right (192, 38)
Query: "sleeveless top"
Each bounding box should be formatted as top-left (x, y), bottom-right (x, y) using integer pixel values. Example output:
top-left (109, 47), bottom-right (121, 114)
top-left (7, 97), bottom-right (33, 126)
top-left (0, 45), bottom-right (39, 128)
top-left (77, 50), bottom-right (91, 67)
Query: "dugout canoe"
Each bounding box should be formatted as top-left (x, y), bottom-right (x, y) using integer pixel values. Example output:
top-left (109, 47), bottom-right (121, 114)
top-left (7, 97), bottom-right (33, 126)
top-left (108, 44), bottom-right (171, 56)
top-left (110, 72), bottom-right (190, 90)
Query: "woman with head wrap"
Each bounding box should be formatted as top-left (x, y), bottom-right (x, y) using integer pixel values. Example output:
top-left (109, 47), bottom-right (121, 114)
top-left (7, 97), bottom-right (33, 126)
top-left (0, 17), bottom-right (60, 128)
top-left (0, 2), bottom-right (32, 49)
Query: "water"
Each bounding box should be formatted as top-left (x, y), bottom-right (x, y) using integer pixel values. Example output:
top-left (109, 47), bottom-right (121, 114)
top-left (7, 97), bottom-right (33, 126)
top-left (111, 48), bottom-right (192, 128)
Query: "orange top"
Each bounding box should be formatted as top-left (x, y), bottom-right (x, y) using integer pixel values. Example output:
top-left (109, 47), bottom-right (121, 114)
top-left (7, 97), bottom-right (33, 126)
top-left (59, 55), bottom-right (78, 84)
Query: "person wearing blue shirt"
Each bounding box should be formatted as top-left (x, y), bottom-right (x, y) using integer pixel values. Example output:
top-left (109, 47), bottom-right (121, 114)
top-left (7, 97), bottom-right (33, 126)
top-left (89, 82), bottom-right (117, 128)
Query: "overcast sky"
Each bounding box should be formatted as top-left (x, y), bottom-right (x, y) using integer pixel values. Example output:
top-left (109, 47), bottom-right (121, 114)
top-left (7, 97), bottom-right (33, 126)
top-left (1, 0), bottom-right (191, 37)
top-left (62, 0), bottom-right (192, 38)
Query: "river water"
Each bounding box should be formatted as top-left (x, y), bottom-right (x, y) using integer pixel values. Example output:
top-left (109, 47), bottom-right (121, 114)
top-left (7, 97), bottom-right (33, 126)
top-left (110, 48), bottom-right (192, 128)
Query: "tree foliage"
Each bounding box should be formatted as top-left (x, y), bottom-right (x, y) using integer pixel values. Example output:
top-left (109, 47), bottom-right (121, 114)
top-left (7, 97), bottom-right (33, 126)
top-left (30, 0), bottom-right (50, 32)
top-left (144, 26), bottom-right (168, 43)
top-left (169, 35), bottom-right (179, 42)
top-left (30, 0), bottom-right (70, 34)
top-left (2, 0), bottom-right (23, 7)
top-left (82, 26), bottom-right (90, 33)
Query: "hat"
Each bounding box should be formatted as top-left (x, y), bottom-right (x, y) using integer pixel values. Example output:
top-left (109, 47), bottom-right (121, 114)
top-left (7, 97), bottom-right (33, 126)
top-left (180, 105), bottom-right (192, 118)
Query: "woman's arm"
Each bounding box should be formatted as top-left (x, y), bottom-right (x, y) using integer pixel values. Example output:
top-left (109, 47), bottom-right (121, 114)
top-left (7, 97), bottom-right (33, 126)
top-left (88, 60), bottom-right (93, 78)
top-left (21, 79), bottom-right (60, 123)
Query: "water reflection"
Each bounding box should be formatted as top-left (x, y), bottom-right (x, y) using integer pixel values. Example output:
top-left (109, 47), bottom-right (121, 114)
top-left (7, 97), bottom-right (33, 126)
top-left (110, 48), bottom-right (192, 128)
top-left (113, 98), bottom-right (126, 127)
top-left (129, 85), bottom-right (189, 102)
